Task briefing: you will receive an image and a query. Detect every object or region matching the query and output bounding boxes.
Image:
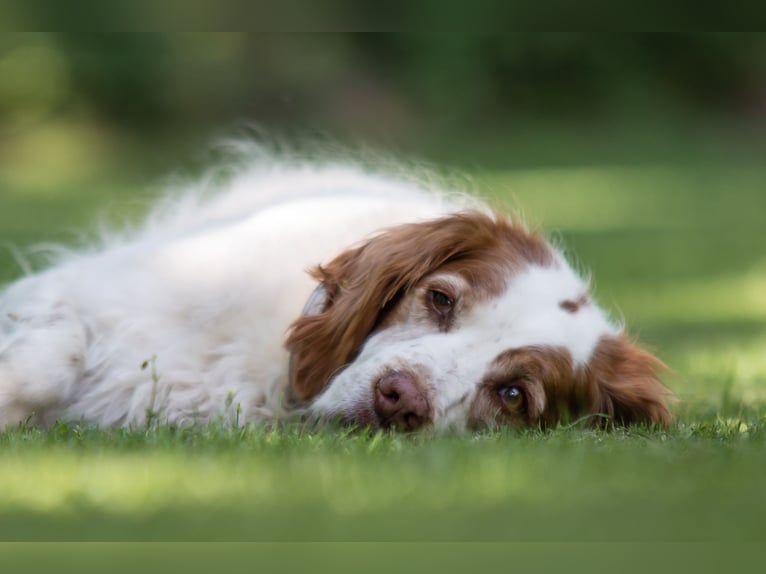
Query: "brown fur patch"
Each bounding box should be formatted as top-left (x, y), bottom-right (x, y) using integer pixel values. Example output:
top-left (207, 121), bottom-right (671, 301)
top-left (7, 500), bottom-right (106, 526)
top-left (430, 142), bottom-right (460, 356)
top-left (285, 211), bottom-right (554, 401)
top-left (559, 294), bottom-right (589, 314)
top-left (468, 338), bottom-right (672, 430)
top-left (468, 346), bottom-right (576, 430)
top-left (584, 334), bottom-right (672, 427)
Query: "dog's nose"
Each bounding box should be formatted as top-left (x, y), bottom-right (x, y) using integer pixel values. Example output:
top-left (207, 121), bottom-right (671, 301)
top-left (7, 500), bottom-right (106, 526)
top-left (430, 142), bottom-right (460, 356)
top-left (374, 371), bottom-right (430, 431)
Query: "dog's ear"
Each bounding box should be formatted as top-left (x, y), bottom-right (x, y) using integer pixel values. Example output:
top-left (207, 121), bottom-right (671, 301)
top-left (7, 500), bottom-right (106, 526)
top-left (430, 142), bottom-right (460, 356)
top-left (284, 218), bottom-right (445, 401)
top-left (586, 334), bottom-right (672, 427)
top-left (285, 212), bottom-right (552, 401)
top-left (284, 231), bottom-right (421, 401)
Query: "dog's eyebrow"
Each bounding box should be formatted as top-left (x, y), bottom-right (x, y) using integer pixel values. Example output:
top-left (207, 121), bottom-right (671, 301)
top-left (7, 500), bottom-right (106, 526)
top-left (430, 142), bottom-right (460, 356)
top-left (559, 294), bottom-right (589, 314)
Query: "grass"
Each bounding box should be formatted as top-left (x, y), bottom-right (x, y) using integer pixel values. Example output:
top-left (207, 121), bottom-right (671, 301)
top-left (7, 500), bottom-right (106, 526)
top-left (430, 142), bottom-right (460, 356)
top-left (1, 421), bottom-right (765, 541)
top-left (1, 137), bottom-right (765, 542)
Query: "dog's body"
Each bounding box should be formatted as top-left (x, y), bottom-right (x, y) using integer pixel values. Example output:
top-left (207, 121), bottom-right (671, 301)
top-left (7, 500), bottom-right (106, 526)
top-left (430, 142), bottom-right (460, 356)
top-left (0, 157), bottom-right (671, 431)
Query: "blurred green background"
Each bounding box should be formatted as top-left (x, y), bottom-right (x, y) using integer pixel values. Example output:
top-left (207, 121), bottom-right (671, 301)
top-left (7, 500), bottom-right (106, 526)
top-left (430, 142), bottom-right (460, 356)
top-left (1, 33), bottom-right (766, 542)
top-left (3, 33), bottom-right (766, 175)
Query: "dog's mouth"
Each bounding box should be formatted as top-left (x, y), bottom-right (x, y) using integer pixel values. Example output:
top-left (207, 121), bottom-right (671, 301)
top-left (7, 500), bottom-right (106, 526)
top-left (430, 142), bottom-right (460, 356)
top-left (306, 405), bottom-right (432, 433)
top-left (356, 408), bottom-right (388, 431)
top-left (313, 404), bottom-right (435, 433)
top-left (337, 405), bottom-right (382, 431)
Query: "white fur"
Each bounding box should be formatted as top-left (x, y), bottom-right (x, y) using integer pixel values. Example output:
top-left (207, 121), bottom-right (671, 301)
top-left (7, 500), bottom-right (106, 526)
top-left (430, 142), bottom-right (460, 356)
top-left (0, 160), bottom-right (477, 427)
top-left (0, 157), bottom-right (616, 430)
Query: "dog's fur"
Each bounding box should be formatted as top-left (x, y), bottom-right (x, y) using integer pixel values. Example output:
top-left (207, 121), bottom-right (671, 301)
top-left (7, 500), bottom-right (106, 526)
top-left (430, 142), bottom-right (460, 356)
top-left (0, 153), bottom-right (671, 431)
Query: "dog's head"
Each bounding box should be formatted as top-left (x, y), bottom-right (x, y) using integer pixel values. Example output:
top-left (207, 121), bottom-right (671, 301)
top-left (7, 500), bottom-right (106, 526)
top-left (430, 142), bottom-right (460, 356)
top-left (286, 212), bottom-right (671, 433)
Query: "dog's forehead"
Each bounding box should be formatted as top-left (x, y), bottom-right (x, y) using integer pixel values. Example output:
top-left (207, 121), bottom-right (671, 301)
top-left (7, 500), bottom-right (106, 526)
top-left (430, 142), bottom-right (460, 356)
top-left (463, 262), bottom-right (619, 365)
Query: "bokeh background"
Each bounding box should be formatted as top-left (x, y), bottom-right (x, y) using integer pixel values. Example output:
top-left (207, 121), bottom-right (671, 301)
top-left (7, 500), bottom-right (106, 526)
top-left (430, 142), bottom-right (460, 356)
top-left (3, 33), bottom-right (766, 178)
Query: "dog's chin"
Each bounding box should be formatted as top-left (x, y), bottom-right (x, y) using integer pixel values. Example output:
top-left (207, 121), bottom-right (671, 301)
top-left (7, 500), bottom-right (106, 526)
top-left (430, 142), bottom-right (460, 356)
top-left (309, 404), bottom-right (381, 432)
top-left (346, 407), bottom-right (381, 431)
top-left (310, 407), bottom-right (439, 434)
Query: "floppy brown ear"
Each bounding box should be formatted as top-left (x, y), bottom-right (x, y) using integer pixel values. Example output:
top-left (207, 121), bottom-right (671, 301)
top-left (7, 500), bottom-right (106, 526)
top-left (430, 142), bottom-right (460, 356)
top-left (285, 212), bottom-right (553, 401)
top-left (284, 217), bottom-right (463, 402)
top-left (284, 247), bottom-right (395, 401)
top-left (587, 334), bottom-right (673, 427)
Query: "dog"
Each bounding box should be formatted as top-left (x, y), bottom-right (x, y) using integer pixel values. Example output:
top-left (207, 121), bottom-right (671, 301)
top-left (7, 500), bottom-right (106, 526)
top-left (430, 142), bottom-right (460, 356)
top-left (0, 151), bottom-right (672, 432)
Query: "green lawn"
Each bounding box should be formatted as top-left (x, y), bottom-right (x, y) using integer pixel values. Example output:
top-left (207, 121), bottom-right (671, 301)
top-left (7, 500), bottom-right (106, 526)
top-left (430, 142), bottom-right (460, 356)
top-left (1, 151), bottom-right (764, 541)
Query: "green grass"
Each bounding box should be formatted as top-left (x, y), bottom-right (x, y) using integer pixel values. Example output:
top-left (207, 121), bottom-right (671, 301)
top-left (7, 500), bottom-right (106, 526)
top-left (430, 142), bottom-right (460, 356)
top-left (1, 421), bottom-right (764, 541)
top-left (1, 145), bottom-right (765, 541)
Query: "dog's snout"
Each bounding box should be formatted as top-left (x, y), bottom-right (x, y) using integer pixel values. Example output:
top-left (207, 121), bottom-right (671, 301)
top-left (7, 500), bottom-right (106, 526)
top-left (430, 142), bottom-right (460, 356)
top-left (374, 371), bottom-right (430, 431)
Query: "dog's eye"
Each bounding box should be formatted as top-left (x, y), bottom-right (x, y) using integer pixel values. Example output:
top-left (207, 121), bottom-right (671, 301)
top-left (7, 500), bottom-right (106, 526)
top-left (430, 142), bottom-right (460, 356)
top-left (498, 385), bottom-right (526, 413)
top-left (429, 290), bottom-right (453, 314)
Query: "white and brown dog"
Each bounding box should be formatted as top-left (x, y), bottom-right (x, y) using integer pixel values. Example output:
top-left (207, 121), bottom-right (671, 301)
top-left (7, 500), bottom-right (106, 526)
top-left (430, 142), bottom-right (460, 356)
top-left (0, 152), bottom-right (671, 431)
